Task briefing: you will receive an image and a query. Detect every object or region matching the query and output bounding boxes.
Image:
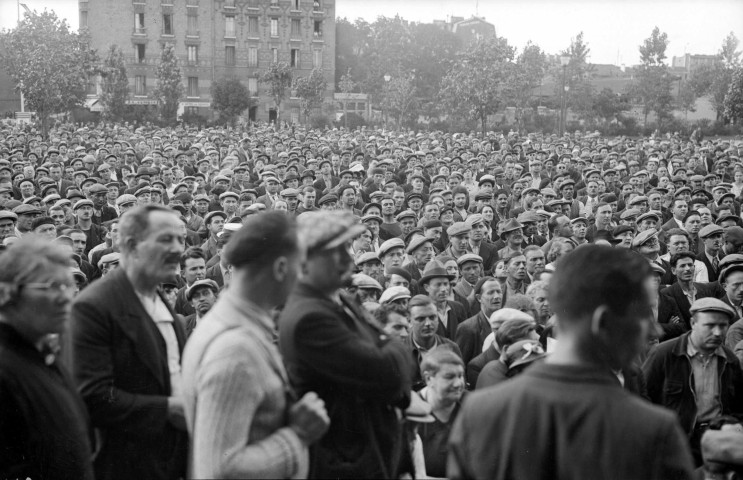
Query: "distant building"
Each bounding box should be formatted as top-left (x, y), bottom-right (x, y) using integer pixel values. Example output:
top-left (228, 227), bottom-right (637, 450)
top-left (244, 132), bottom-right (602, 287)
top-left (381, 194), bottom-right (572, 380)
top-left (672, 53), bottom-right (719, 80)
top-left (80, 0), bottom-right (336, 122)
top-left (432, 15), bottom-right (495, 44)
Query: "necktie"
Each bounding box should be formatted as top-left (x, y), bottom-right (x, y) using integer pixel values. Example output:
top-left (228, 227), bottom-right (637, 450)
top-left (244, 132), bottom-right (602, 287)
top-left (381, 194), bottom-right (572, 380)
top-left (713, 256), bottom-right (719, 271)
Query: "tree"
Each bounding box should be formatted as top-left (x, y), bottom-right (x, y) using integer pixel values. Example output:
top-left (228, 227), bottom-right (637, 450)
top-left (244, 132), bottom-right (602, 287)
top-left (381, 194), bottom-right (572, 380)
top-left (338, 69), bottom-right (356, 128)
top-left (99, 45), bottom-right (130, 121)
top-left (440, 36), bottom-right (517, 135)
top-left (0, 9), bottom-right (98, 137)
top-left (259, 62), bottom-right (292, 125)
top-left (632, 26), bottom-right (674, 127)
top-left (293, 68), bottom-right (327, 124)
top-left (210, 77), bottom-right (253, 126)
top-left (152, 43), bottom-right (184, 124)
top-left (382, 74), bottom-right (417, 128)
top-left (676, 81), bottom-right (697, 121)
top-left (724, 67), bottom-right (743, 123)
top-left (512, 42), bottom-right (548, 129)
top-left (689, 33), bottom-right (741, 121)
top-left (591, 88), bottom-right (629, 124)
top-left (554, 32), bottom-right (595, 122)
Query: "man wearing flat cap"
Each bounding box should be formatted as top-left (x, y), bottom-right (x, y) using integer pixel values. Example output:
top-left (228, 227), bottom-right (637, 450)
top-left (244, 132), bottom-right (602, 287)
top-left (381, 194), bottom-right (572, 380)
top-left (644, 296), bottom-right (743, 465)
top-left (280, 210), bottom-right (413, 478)
top-left (698, 224), bottom-right (725, 281)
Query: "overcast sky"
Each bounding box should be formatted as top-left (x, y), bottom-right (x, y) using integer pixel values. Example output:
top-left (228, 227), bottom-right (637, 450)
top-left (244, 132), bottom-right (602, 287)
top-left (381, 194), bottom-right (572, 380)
top-left (2, 0), bottom-right (742, 65)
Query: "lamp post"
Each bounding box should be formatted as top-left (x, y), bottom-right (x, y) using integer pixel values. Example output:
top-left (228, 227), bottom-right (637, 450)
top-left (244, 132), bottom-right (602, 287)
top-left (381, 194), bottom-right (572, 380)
top-left (383, 73), bottom-right (391, 129)
top-left (559, 55), bottom-right (570, 136)
top-left (17, 2), bottom-right (31, 113)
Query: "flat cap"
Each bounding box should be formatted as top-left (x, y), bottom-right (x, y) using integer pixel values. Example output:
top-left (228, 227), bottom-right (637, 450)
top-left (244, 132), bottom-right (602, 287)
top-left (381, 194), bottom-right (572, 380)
top-left (395, 210), bottom-right (417, 222)
top-left (355, 251), bottom-right (380, 266)
top-left (379, 286), bottom-right (411, 304)
top-left (689, 297), bottom-right (736, 321)
top-left (352, 273), bottom-right (383, 291)
top-left (378, 238), bottom-right (406, 258)
top-left (456, 253), bottom-right (483, 267)
top-left (406, 234), bottom-right (434, 254)
top-left (116, 194), bottom-right (137, 207)
top-left (298, 210), bottom-right (366, 255)
top-left (447, 222), bottom-right (471, 237)
top-left (699, 224), bottom-right (724, 239)
top-left (317, 193), bottom-right (338, 206)
top-left (73, 199), bottom-right (94, 210)
top-left (12, 204), bottom-right (42, 215)
top-left (631, 229), bottom-right (657, 248)
top-left (185, 279), bottom-right (219, 301)
top-left (636, 211), bottom-right (660, 224)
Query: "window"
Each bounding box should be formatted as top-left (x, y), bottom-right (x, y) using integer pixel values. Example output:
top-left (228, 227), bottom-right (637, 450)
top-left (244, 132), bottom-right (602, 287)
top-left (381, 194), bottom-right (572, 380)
top-left (313, 20), bottom-right (322, 37)
top-left (270, 0), bottom-right (278, 5)
top-left (224, 0), bottom-right (235, 6)
top-left (134, 75), bottom-right (147, 95)
top-left (272, 47), bottom-right (278, 63)
top-left (186, 106), bottom-right (199, 116)
top-left (187, 13), bottom-right (198, 35)
top-left (290, 49), bottom-right (300, 67)
top-left (313, 0), bottom-right (321, 9)
top-left (293, 0), bottom-right (300, 8)
top-left (225, 15), bottom-right (235, 37)
top-left (357, 102), bottom-right (365, 111)
top-left (291, 19), bottom-right (301, 36)
top-left (80, 11), bottom-right (88, 28)
top-left (136, 44), bottom-right (146, 63)
top-left (270, 18), bottom-right (278, 37)
top-left (162, 14), bottom-right (173, 35)
top-left (248, 47), bottom-right (258, 67)
top-left (313, 48), bottom-right (322, 68)
top-left (134, 13), bottom-right (145, 33)
top-left (248, 78), bottom-right (258, 95)
top-left (187, 45), bottom-right (198, 64)
top-left (248, 16), bottom-right (258, 35)
top-left (225, 46), bottom-right (236, 66)
top-left (187, 77), bottom-right (199, 97)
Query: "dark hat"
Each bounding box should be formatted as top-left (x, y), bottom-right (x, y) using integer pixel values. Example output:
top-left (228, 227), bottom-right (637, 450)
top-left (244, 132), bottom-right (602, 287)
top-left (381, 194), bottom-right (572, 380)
top-left (419, 260), bottom-right (455, 286)
top-left (499, 218), bottom-right (523, 239)
top-left (204, 211), bottom-right (228, 225)
top-left (317, 193), bottom-right (338, 206)
top-left (31, 216), bottom-right (55, 230)
top-left (406, 234), bottom-right (434, 254)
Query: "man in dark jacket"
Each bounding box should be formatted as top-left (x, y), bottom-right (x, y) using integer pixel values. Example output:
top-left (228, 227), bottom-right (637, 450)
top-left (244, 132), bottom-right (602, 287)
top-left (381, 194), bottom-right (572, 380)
top-left (279, 211), bottom-right (413, 479)
top-left (449, 245), bottom-right (694, 480)
top-left (455, 277), bottom-right (502, 365)
top-left (71, 205), bottom-right (188, 480)
top-left (643, 297), bottom-right (743, 465)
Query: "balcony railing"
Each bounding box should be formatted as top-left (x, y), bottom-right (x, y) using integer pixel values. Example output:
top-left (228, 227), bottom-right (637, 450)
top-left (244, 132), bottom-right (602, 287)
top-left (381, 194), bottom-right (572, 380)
top-left (133, 27), bottom-right (146, 35)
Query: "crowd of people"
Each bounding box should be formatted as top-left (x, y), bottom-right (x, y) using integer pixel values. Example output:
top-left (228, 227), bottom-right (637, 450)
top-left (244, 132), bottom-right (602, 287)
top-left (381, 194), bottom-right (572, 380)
top-left (2, 119), bottom-right (743, 479)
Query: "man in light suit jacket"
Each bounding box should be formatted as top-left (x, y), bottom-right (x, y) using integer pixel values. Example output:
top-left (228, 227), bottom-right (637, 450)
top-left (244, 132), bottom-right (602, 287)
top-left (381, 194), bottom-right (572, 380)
top-left (182, 211), bottom-right (329, 478)
top-left (71, 205), bottom-right (189, 480)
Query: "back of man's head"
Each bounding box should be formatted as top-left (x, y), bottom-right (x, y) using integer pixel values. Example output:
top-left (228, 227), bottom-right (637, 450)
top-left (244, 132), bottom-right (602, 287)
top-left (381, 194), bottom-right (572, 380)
top-left (550, 245), bottom-right (651, 328)
top-left (224, 211), bottom-right (298, 271)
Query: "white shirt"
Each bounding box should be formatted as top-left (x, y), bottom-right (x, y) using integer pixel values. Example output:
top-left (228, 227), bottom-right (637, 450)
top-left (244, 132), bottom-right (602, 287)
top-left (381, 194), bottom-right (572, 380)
top-left (136, 291), bottom-right (182, 397)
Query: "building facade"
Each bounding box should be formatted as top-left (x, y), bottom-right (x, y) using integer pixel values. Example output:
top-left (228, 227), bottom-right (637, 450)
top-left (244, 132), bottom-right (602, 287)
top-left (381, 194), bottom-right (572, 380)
top-left (80, 0), bottom-right (335, 122)
top-left (432, 15), bottom-right (495, 44)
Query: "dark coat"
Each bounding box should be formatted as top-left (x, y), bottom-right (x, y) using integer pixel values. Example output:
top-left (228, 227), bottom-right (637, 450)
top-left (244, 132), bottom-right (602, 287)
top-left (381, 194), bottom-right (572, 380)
top-left (643, 332), bottom-right (743, 435)
top-left (0, 324), bottom-right (94, 480)
top-left (660, 282), bottom-right (718, 331)
top-left (697, 250), bottom-right (723, 284)
top-left (448, 362), bottom-right (695, 480)
top-left (70, 268), bottom-right (188, 480)
top-left (279, 283), bottom-right (413, 479)
top-left (466, 344), bottom-right (499, 389)
top-left (436, 300), bottom-right (468, 341)
top-left (455, 311), bottom-right (491, 366)
top-left (474, 241), bottom-right (498, 274)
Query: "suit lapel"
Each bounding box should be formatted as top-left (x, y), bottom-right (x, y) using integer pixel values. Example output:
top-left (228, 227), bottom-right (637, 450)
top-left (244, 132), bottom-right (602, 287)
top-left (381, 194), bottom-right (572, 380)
top-left (112, 270), bottom-right (170, 391)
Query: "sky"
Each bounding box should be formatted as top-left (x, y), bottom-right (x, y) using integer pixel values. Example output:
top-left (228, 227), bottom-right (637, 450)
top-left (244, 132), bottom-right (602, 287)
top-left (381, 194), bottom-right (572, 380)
top-left (2, 0), bottom-right (742, 65)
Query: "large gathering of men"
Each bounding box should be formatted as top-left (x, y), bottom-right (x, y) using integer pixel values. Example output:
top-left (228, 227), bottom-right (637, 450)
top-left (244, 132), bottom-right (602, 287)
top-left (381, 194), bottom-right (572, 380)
top-left (3, 118), bottom-right (743, 479)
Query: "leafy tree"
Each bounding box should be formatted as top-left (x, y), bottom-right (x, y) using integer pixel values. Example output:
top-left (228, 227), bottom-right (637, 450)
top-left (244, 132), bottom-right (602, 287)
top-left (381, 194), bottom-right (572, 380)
top-left (632, 26), bottom-right (674, 127)
top-left (689, 33), bottom-right (741, 121)
top-left (0, 9), bottom-right (98, 137)
top-left (99, 45), bottom-right (130, 121)
top-left (724, 67), bottom-right (743, 123)
top-left (338, 69), bottom-right (356, 128)
top-left (591, 88), bottom-right (629, 124)
top-left (440, 36), bottom-right (517, 135)
top-left (259, 62), bottom-right (293, 125)
top-left (512, 42), bottom-right (547, 128)
top-left (676, 81), bottom-right (697, 121)
top-left (293, 68), bottom-right (327, 124)
top-left (335, 18), bottom-right (371, 88)
top-left (152, 43), bottom-right (184, 125)
top-left (210, 77), bottom-right (253, 126)
top-left (554, 32), bottom-right (595, 122)
top-left (382, 74), bottom-right (417, 128)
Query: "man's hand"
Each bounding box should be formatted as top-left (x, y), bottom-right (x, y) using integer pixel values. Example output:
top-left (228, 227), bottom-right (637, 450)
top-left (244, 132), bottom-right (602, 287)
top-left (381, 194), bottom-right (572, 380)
top-left (289, 392), bottom-right (330, 445)
top-left (167, 396), bottom-right (187, 431)
top-left (670, 316), bottom-right (682, 325)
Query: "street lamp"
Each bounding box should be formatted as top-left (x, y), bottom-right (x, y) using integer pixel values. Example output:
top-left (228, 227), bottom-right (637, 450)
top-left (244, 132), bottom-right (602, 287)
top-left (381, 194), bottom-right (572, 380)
top-left (16, 2), bottom-right (31, 113)
top-left (383, 74), bottom-right (391, 129)
top-left (559, 55), bottom-right (570, 136)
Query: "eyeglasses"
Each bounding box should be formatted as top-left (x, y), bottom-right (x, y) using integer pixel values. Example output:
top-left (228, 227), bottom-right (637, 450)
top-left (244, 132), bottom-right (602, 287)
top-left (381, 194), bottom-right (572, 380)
top-left (21, 281), bottom-right (74, 294)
